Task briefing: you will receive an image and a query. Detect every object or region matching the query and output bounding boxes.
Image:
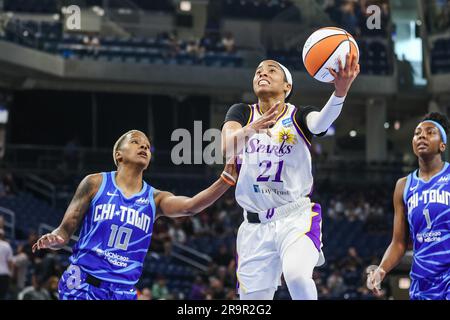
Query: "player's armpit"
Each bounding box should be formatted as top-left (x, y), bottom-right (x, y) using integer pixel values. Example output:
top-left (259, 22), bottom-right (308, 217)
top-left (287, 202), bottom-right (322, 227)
top-left (53, 173), bottom-right (102, 243)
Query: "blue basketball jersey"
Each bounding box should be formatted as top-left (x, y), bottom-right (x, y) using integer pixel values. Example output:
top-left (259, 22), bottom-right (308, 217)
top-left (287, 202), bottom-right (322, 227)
top-left (69, 172), bottom-right (156, 285)
top-left (403, 162), bottom-right (450, 281)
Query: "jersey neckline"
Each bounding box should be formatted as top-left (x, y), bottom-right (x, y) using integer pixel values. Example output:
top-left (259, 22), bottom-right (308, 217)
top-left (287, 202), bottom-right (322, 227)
top-left (110, 171), bottom-right (147, 200)
top-left (413, 162), bottom-right (449, 183)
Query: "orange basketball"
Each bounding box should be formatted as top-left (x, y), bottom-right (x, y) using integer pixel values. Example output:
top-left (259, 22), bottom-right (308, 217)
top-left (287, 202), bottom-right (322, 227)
top-left (302, 27), bottom-right (359, 82)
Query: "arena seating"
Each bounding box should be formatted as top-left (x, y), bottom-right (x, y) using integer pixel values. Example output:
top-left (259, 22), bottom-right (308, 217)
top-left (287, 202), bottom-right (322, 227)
top-left (222, 0), bottom-right (296, 20)
top-left (3, 19), bottom-right (244, 68)
top-left (430, 38), bottom-right (450, 74)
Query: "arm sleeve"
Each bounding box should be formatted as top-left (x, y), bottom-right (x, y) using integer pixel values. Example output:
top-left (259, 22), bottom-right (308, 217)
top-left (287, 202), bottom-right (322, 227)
top-left (222, 103), bottom-right (251, 129)
top-left (294, 106), bottom-right (327, 143)
top-left (304, 93), bottom-right (346, 135)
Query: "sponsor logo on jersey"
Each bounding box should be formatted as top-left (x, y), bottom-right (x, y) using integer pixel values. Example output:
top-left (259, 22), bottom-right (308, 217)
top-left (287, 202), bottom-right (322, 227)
top-left (107, 191), bottom-right (119, 197)
top-left (416, 231), bottom-right (442, 243)
top-left (282, 118), bottom-right (293, 127)
top-left (252, 185), bottom-right (290, 196)
top-left (95, 248), bottom-right (130, 267)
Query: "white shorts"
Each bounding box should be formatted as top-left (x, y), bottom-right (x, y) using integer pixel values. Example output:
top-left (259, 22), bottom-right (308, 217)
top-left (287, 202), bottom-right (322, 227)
top-left (236, 203), bottom-right (324, 294)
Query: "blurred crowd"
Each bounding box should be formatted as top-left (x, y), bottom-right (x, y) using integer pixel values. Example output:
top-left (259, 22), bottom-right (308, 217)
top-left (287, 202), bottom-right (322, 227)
top-left (322, 0), bottom-right (391, 37)
top-left (424, 0), bottom-right (450, 34)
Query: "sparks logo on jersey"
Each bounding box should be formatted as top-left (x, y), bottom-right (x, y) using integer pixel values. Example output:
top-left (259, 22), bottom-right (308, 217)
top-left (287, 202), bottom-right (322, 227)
top-left (276, 128), bottom-right (297, 145)
top-left (416, 231), bottom-right (442, 243)
top-left (245, 138), bottom-right (293, 156)
top-left (282, 118), bottom-right (293, 127)
top-left (407, 189), bottom-right (450, 212)
top-left (136, 197), bottom-right (150, 205)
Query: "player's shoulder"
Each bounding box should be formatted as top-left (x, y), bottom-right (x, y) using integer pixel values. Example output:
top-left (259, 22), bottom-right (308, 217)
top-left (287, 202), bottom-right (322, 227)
top-left (394, 176), bottom-right (408, 195)
top-left (227, 102), bottom-right (252, 112)
top-left (79, 173), bottom-right (104, 197)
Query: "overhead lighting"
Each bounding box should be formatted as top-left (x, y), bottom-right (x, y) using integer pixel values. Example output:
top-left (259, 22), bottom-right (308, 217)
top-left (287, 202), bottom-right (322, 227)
top-left (92, 6), bottom-right (105, 16)
top-left (349, 130), bottom-right (357, 137)
top-left (180, 1), bottom-right (192, 12)
top-left (384, 122), bottom-right (390, 129)
top-left (394, 120), bottom-right (401, 130)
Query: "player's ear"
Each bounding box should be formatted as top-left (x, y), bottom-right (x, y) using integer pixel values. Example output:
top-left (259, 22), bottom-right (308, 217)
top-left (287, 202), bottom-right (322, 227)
top-left (284, 82), bottom-right (292, 94)
top-left (440, 142), bottom-right (446, 153)
top-left (115, 150), bottom-right (123, 165)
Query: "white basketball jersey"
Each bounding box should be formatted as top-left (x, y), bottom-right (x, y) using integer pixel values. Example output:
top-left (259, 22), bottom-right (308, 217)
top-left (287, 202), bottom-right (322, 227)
top-left (235, 103), bottom-right (313, 212)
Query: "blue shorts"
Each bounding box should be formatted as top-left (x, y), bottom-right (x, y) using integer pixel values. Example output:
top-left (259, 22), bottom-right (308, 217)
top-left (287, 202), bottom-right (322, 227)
top-left (58, 264), bottom-right (137, 300)
top-left (410, 273), bottom-right (450, 300)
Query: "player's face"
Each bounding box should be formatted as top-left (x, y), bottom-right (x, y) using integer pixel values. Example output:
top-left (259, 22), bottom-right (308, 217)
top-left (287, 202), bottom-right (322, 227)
top-left (412, 122), bottom-right (445, 157)
top-left (253, 60), bottom-right (290, 98)
top-left (118, 132), bottom-right (151, 169)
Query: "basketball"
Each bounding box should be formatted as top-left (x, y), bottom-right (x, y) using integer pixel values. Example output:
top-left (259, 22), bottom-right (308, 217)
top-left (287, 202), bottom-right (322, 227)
top-left (302, 27), bottom-right (359, 83)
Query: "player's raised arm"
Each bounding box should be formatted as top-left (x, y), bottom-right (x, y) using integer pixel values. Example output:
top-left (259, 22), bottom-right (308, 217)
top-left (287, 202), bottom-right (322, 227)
top-left (221, 101), bottom-right (280, 159)
top-left (155, 159), bottom-right (238, 219)
top-left (305, 53), bottom-right (360, 135)
top-left (32, 174), bottom-right (102, 252)
top-left (367, 177), bottom-right (409, 295)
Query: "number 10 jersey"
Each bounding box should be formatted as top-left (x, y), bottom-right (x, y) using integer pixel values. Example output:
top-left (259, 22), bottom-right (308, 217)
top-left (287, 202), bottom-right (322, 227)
top-left (69, 171), bottom-right (156, 285)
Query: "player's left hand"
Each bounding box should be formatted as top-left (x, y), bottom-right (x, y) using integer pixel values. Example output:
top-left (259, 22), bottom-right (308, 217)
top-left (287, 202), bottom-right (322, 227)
top-left (328, 53), bottom-right (360, 97)
top-left (32, 233), bottom-right (66, 252)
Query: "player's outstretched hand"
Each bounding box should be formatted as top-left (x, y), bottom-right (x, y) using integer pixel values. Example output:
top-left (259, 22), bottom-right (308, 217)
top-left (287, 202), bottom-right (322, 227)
top-left (366, 266), bottom-right (386, 297)
top-left (32, 233), bottom-right (66, 252)
top-left (328, 53), bottom-right (360, 97)
top-left (249, 101), bottom-right (281, 136)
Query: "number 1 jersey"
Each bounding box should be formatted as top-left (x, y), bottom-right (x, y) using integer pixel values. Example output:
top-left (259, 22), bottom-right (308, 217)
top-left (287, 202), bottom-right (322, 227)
top-left (69, 172), bottom-right (156, 285)
top-left (403, 163), bottom-right (450, 280)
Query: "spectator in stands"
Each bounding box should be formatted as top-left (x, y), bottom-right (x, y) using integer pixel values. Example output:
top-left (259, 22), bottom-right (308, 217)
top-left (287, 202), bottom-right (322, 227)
top-left (83, 33), bottom-right (100, 57)
top-left (168, 219), bottom-right (187, 244)
top-left (23, 231), bottom-right (45, 262)
top-left (0, 179), bottom-right (6, 198)
top-left (213, 244), bottom-right (233, 267)
top-left (339, 0), bottom-right (361, 36)
top-left (186, 38), bottom-right (204, 62)
top-left (206, 276), bottom-right (225, 300)
top-left (326, 270), bottom-right (346, 297)
top-left (18, 272), bottom-right (50, 300)
top-left (138, 287), bottom-right (153, 300)
top-left (0, 228), bottom-right (13, 299)
top-left (46, 275), bottom-right (59, 300)
top-left (221, 32), bottom-right (235, 53)
top-left (2, 173), bottom-right (18, 196)
top-left (152, 275), bottom-right (170, 300)
top-left (189, 275), bottom-right (207, 300)
top-left (63, 137), bottom-right (81, 172)
top-left (0, 216), bottom-right (4, 229)
top-left (12, 244), bottom-right (30, 293)
top-left (342, 247), bottom-right (363, 270)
